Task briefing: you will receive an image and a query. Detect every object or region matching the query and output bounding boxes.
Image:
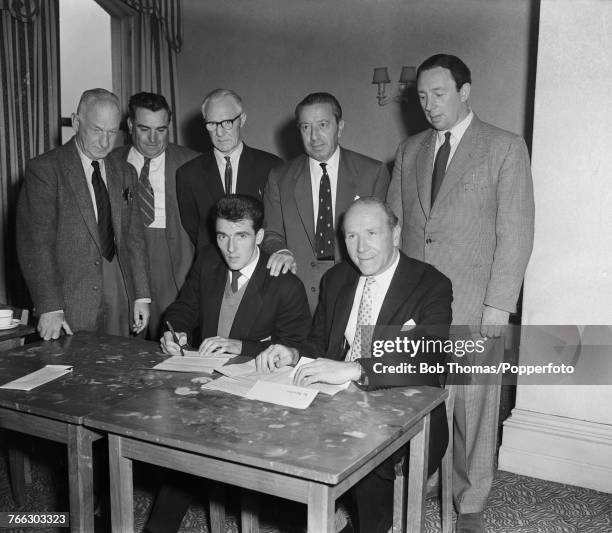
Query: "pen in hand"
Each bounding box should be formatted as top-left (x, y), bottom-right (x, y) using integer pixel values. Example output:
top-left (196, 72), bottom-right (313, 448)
top-left (166, 321), bottom-right (185, 357)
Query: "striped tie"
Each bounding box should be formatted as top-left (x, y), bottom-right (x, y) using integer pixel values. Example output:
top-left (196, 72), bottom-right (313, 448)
top-left (91, 161), bottom-right (115, 261)
top-left (138, 157), bottom-right (155, 226)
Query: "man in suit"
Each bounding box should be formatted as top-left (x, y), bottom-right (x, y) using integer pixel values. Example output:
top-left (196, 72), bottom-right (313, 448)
top-left (145, 194), bottom-right (311, 533)
top-left (387, 54), bottom-right (535, 532)
top-left (257, 197), bottom-right (452, 533)
top-left (176, 89), bottom-right (281, 250)
top-left (112, 92), bottom-right (199, 339)
top-left (263, 92), bottom-right (390, 312)
top-left (17, 88), bottom-right (150, 340)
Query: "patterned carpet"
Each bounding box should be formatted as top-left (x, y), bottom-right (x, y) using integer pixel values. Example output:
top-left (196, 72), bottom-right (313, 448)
top-left (0, 434), bottom-right (610, 532)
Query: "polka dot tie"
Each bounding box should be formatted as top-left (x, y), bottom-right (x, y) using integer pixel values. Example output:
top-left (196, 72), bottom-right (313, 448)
top-left (315, 162), bottom-right (335, 260)
top-left (346, 276), bottom-right (375, 362)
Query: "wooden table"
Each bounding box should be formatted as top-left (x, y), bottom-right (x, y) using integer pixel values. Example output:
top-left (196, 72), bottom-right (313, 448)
top-left (0, 332), bottom-right (168, 532)
top-left (84, 376), bottom-right (447, 533)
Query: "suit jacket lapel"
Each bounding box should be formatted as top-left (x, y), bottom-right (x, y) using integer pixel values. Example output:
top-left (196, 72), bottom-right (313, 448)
top-left (416, 131), bottom-right (436, 218)
top-left (327, 269), bottom-right (359, 357)
top-left (64, 139), bottom-right (102, 251)
top-left (432, 116), bottom-right (479, 209)
top-left (293, 156), bottom-right (316, 253)
top-left (202, 258), bottom-right (227, 338)
top-left (377, 254), bottom-right (419, 326)
top-left (230, 252), bottom-right (266, 338)
top-left (335, 148), bottom-right (358, 259)
top-left (164, 145), bottom-right (180, 249)
top-left (205, 151), bottom-right (225, 198)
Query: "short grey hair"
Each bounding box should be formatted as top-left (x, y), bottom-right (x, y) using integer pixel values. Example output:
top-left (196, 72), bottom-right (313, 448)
top-left (76, 88), bottom-right (120, 116)
top-left (201, 89), bottom-right (243, 118)
top-left (343, 196), bottom-right (399, 232)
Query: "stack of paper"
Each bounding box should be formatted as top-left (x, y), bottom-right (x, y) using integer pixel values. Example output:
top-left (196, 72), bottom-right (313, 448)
top-left (152, 353), bottom-right (230, 373)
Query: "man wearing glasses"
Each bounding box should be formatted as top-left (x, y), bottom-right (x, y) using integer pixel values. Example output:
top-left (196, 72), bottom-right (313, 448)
top-left (176, 89), bottom-right (281, 250)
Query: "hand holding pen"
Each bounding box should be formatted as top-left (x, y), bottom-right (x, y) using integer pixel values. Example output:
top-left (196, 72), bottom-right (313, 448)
top-left (162, 321), bottom-right (187, 356)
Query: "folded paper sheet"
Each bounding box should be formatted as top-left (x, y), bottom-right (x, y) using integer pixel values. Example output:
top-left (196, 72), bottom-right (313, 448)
top-left (153, 354), bottom-right (230, 373)
top-left (0, 365), bottom-right (73, 391)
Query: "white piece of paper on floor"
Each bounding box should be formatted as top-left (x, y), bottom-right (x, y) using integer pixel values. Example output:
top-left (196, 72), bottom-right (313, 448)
top-left (0, 365), bottom-right (73, 391)
top-left (245, 380), bottom-right (318, 409)
top-left (153, 354), bottom-right (230, 373)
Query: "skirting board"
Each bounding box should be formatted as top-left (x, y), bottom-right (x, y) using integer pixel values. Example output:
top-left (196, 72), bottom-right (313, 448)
top-left (498, 409), bottom-right (612, 493)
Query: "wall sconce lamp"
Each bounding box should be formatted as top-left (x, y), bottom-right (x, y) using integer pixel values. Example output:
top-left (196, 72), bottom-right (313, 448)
top-left (372, 66), bottom-right (417, 105)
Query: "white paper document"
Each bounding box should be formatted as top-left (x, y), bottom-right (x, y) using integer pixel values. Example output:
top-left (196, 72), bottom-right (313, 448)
top-left (200, 376), bottom-right (254, 396)
top-left (0, 365), bottom-right (73, 391)
top-left (153, 354), bottom-right (230, 373)
top-left (290, 357), bottom-right (351, 396)
top-left (245, 380), bottom-right (318, 409)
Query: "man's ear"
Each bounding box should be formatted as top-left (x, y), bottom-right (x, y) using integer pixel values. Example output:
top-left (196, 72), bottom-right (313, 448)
top-left (255, 227), bottom-right (264, 245)
top-left (127, 117), bottom-right (133, 134)
top-left (71, 113), bottom-right (79, 133)
top-left (459, 82), bottom-right (471, 102)
top-left (239, 112), bottom-right (247, 128)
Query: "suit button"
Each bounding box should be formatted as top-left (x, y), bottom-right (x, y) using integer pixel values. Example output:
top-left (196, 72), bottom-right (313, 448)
top-left (311, 287), bottom-right (316, 292)
top-left (311, 261), bottom-right (317, 267)
top-left (94, 260), bottom-right (100, 266)
top-left (93, 285), bottom-right (99, 291)
top-left (426, 238), bottom-right (432, 244)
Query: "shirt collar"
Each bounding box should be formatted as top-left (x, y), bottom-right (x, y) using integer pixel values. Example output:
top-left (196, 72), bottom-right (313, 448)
top-left (309, 145), bottom-right (340, 169)
top-left (231, 245), bottom-right (260, 280)
top-left (438, 110), bottom-right (473, 145)
top-left (363, 248), bottom-right (400, 285)
top-left (214, 141), bottom-right (244, 166)
top-left (128, 146), bottom-right (165, 165)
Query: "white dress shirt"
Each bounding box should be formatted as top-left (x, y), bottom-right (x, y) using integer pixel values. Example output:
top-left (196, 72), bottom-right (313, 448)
top-left (127, 147), bottom-right (166, 228)
top-left (214, 142), bottom-right (244, 194)
top-left (344, 251), bottom-right (400, 347)
top-left (227, 246), bottom-right (260, 292)
top-left (433, 110), bottom-right (474, 170)
top-left (309, 146), bottom-right (340, 225)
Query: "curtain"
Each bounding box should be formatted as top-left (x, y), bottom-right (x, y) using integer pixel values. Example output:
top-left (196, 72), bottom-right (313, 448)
top-left (0, 0), bottom-right (60, 306)
top-left (118, 0), bottom-right (182, 141)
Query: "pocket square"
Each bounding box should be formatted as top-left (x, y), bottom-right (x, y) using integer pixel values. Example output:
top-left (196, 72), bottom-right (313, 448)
top-left (401, 319), bottom-right (416, 331)
top-left (260, 336), bottom-right (272, 342)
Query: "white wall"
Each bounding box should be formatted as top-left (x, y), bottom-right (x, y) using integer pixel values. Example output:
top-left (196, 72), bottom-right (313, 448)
top-left (59, 0), bottom-right (112, 142)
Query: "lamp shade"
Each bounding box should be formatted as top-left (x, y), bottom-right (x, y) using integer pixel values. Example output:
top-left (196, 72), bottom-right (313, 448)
top-left (399, 66), bottom-right (416, 84)
top-left (372, 67), bottom-right (391, 84)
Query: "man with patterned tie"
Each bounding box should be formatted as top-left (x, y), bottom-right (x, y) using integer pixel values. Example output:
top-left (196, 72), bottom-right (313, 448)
top-left (145, 194), bottom-right (311, 533)
top-left (256, 197), bottom-right (452, 533)
top-left (17, 88), bottom-right (151, 339)
top-left (176, 89), bottom-right (281, 251)
top-left (387, 54), bottom-right (535, 532)
top-left (112, 92), bottom-right (199, 339)
top-left (263, 92), bottom-right (390, 312)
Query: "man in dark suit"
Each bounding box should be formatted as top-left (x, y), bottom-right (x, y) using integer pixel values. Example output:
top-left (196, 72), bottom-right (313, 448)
top-left (17, 88), bottom-right (150, 340)
top-left (387, 54), bottom-right (534, 533)
top-left (257, 197), bottom-right (451, 533)
top-left (112, 92), bottom-right (199, 339)
top-left (145, 194), bottom-right (311, 533)
top-left (263, 92), bottom-right (390, 311)
top-left (176, 89), bottom-right (281, 250)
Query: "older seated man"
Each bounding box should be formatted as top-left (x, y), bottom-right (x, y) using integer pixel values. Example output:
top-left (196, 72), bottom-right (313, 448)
top-left (257, 197), bottom-right (452, 533)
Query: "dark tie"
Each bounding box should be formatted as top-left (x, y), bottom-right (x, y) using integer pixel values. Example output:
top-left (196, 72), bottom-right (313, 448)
top-left (431, 131), bottom-right (452, 207)
top-left (91, 160), bottom-right (115, 261)
top-left (224, 156), bottom-right (232, 196)
top-left (137, 157), bottom-right (155, 226)
top-left (315, 162), bottom-right (335, 260)
top-left (230, 270), bottom-right (241, 293)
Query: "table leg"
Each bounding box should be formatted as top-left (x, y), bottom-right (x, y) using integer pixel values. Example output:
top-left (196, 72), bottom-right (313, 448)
top-left (307, 482), bottom-right (334, 533)
top-left (67, 425), bottom-right (96, 533)
top-left (209, 482), bottom-right (225, 533)
top-left (392, 456), bottom-right (407, 532)
top-left (241, 489), bottom-right (260, 533)
top-left (406, 415), bottom-right (430, 533)
top-left (108, 434), bottom-right (134, 533)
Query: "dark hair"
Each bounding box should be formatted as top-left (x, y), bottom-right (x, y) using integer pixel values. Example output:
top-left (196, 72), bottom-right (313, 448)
top-left (417, 54), bottom-right (472, 91)
top-left (343, 196), bottom-right (399, 231)
top-left (294, 92), bottom-right (342, 123)
top-left (128, 92), bottom-right (172, 120)
top-left (213, 194), bottom-right (264, 232)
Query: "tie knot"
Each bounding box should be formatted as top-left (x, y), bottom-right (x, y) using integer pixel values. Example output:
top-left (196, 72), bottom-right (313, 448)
top-left (225, 156), bottom-right (231, 164)
top-left (364, 276), bottom-right (375, 287)
top-left (143, 157), bottom-right (151, 167)
top-left (320, 162), bottom-right (328, 174)
top-left (91, 160), bottom-right (100, 172)
top-left (443, 131), bottom-right (451, 143)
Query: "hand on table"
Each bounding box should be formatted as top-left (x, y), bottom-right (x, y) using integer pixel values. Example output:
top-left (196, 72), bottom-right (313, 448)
top-left (255, 344), bottom-right (298, 373)
top-left (293, 358), bottom-right (361, 387)
top-left (37, 311), bottom-right (73, 341)
top-left (198, 336), bottom-right (242, 357)
top-left (266, 251), bottom-right (297, 276)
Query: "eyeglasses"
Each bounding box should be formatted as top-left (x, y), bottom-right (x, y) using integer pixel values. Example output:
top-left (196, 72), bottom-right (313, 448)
top-left (204, 113), bottom-right (242, 132)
